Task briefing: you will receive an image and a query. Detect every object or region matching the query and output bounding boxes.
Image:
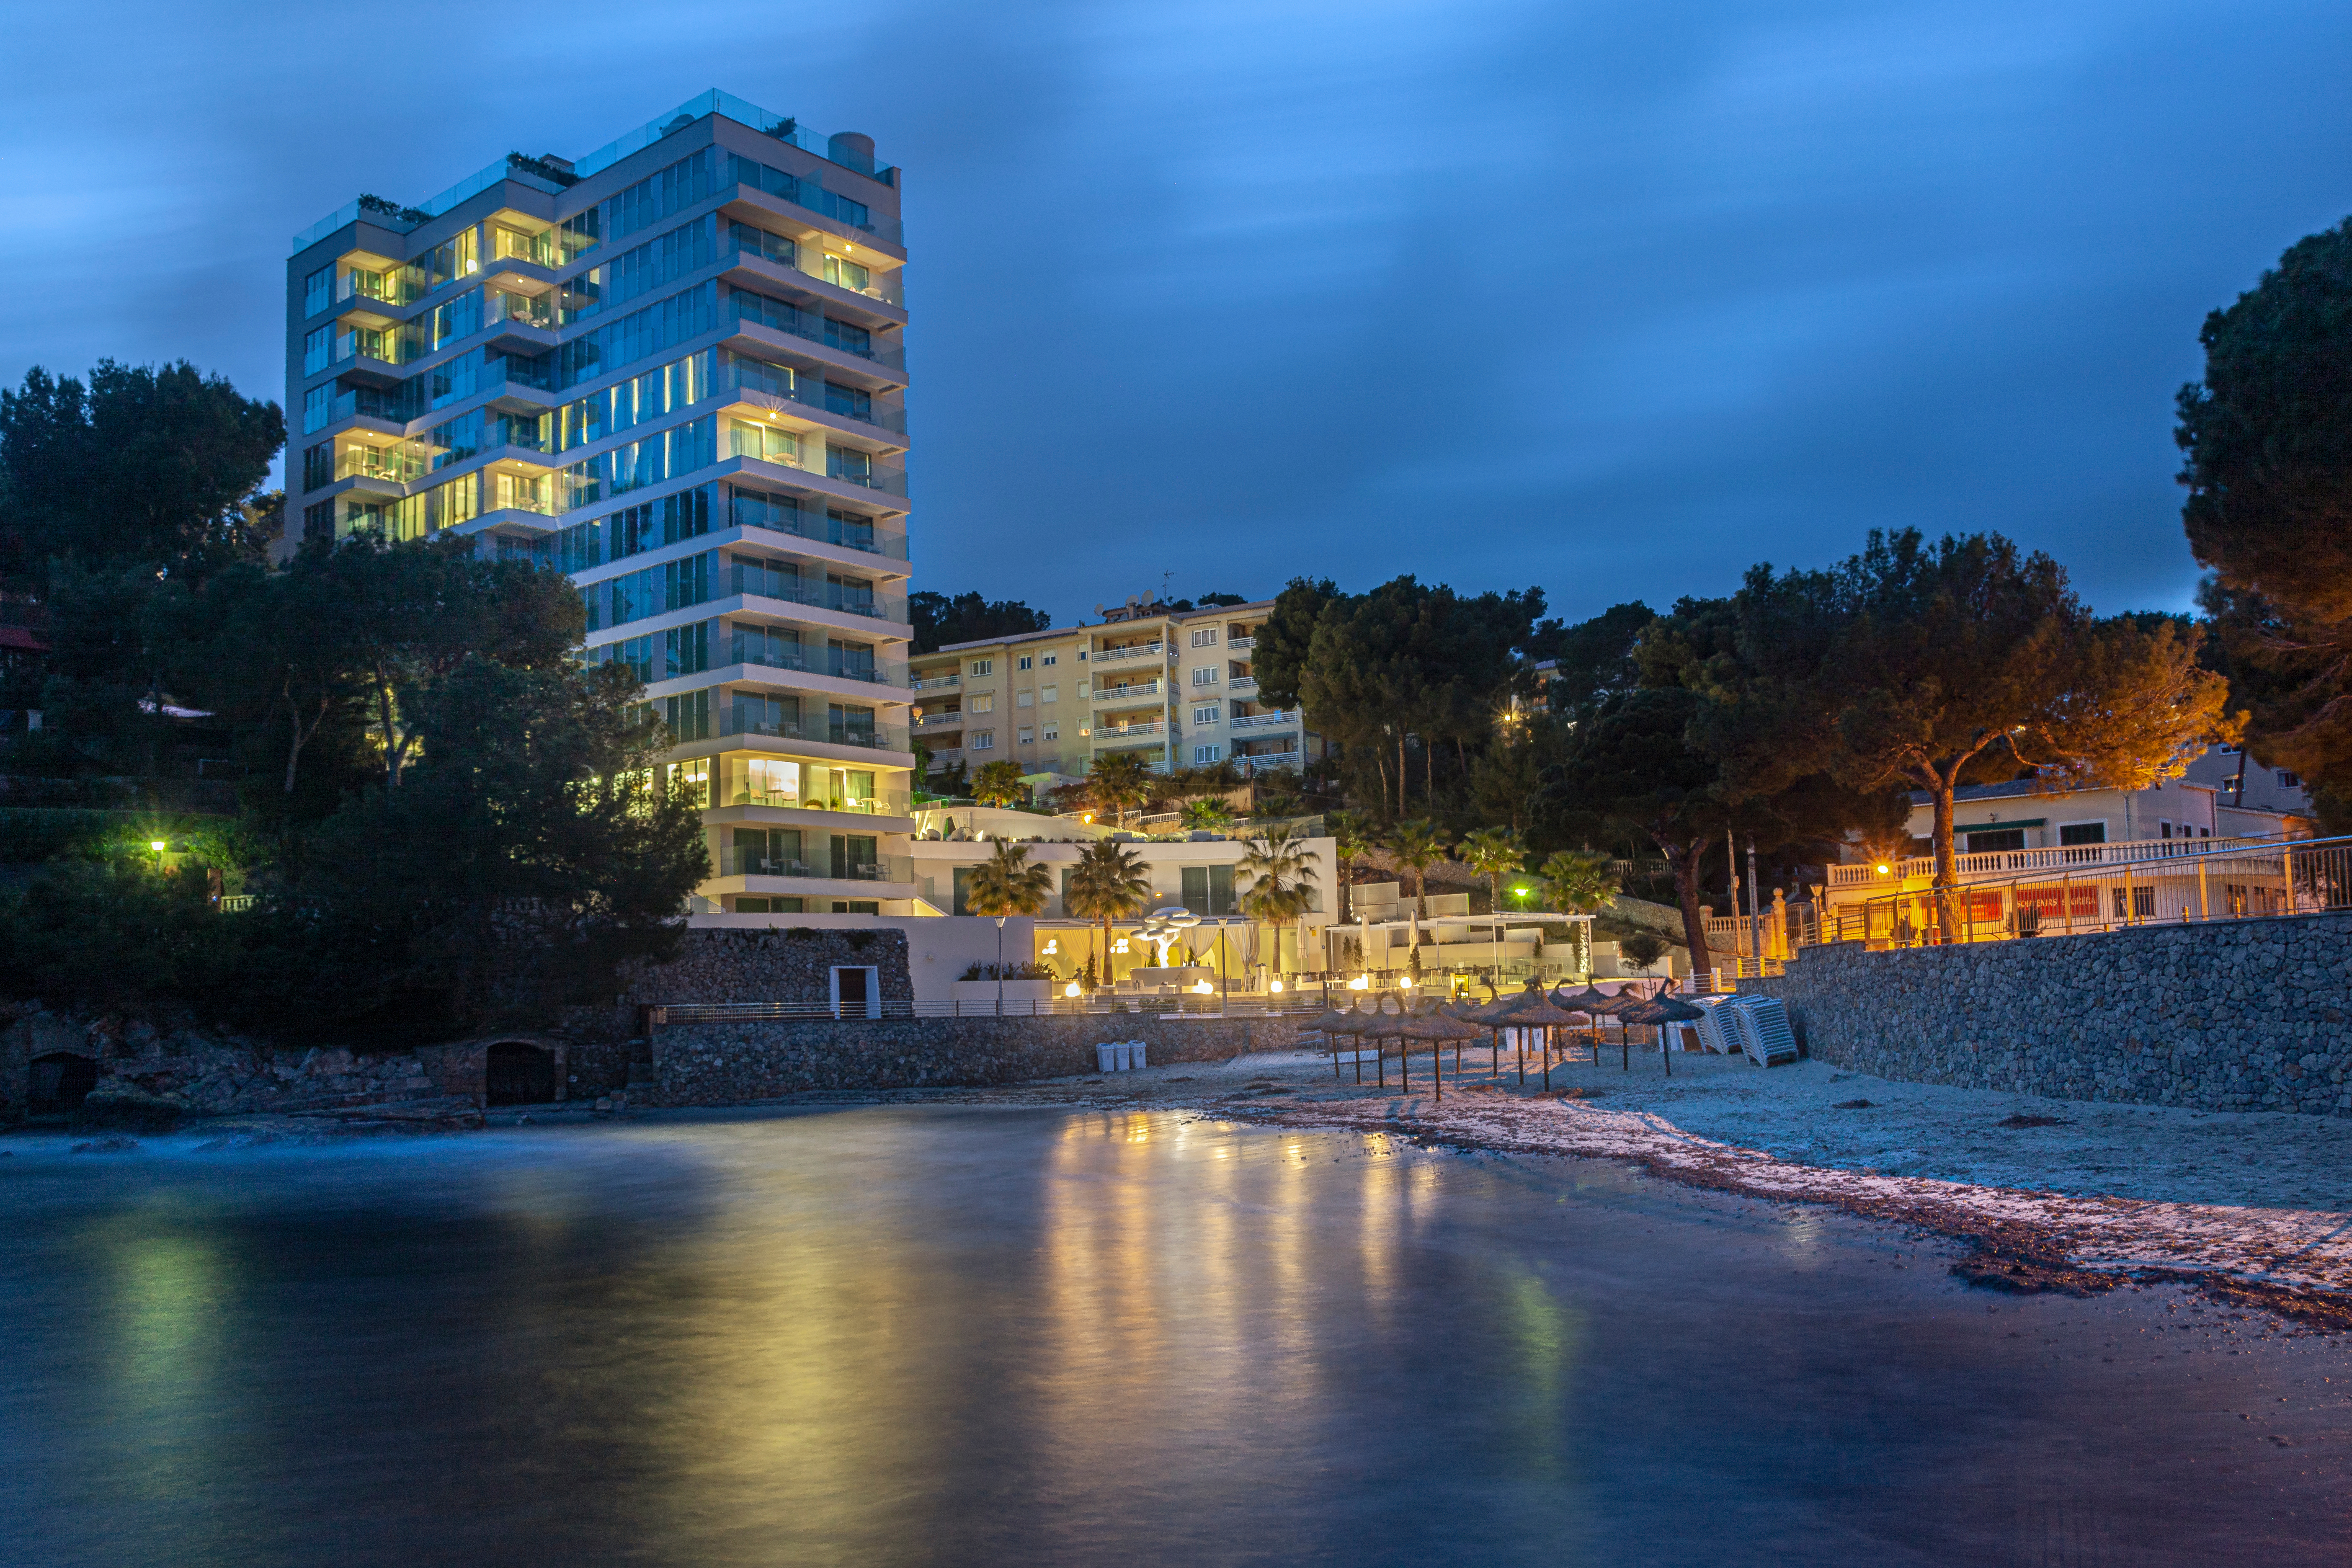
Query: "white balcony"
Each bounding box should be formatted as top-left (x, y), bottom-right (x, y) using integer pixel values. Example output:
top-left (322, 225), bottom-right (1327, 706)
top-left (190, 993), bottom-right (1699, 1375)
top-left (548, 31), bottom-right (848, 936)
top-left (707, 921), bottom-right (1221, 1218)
top-left (912, 711), bottom-right (965, 731)
top-left (1094, 642), bottom-right (1163, 663)
top-left (910, 673), bottom-right (959, 691)
top-left (1824, 832), bottom-right (2285, 890)
top-left (1231, 709), bottom-right (1297, 731)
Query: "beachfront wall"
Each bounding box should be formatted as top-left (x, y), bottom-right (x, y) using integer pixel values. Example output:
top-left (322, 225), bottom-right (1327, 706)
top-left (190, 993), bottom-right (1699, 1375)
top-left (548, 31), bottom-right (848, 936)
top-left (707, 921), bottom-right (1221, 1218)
top-left (1747, 914), bottom-right (2352, 1118)
top-left (647, 1013), bottom-right (1305, 1104)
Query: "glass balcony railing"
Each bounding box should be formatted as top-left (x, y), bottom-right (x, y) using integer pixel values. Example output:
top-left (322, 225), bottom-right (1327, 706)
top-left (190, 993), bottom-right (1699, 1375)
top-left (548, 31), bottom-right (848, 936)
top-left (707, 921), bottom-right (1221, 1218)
top-left (1095, 719), bottom-right (1166, 738)
top-left (909, 673), bottom-right (958, 692)
top-left (718, 711), bottom-right (909, 752)
top-left (486, 287), bottom-right (556, 332)
top-left (1230, 709), bottom-right (1299, 731)
top-left (725, 637), bottom-right (905, 686)
top-left (335, 442), bottom-right (429, 484)
top-left (725, 286), bottom-right (908, 373)
top-left (724, 563), bottom-right (909, 625)
top-left (1093, 642), bottom-right (1163, 663)
top-left (728, 489), bottom-right (908, 561)
top-left (1225, 637), bottom-right (1256, 653)
top-left (912, 711), bottom-right (965, 730)
top-left (722, 787), bottom-right (913, 818)
top-left (1093, 680), bottom-right (1161, 703)
top-left (720, 848), bottom-right (915, 882)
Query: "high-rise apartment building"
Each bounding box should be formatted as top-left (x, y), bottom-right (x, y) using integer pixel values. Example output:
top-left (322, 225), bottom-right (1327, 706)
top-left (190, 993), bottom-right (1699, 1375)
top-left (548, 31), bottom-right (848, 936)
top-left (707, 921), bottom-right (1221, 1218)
top-left (908, 597), bottom-right (1313, 787)
top-left (286, 92), bottom-right (918, 919)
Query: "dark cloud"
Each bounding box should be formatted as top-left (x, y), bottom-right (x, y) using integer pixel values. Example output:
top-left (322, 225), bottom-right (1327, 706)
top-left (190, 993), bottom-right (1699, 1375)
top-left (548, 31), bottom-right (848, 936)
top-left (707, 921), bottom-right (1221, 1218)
top-left (3, 0), bottom-right (2347, 622)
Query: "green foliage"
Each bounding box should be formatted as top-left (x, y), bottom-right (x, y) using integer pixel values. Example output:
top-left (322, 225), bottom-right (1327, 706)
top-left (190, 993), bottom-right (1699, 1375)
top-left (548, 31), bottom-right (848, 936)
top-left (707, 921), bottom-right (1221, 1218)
top-left (1547, 686), bottom-right (1730, 965)
top-left (0, 359), bottom-right (284, 583)
top-left (1527, 601), bottom-right (1654, 714)
top-left (1085, 751), bottom-right (1154, 829)
top-left (908, 590), bottom-right (1049, 654)
top-left (1459, 824), bottom-right (1524, 914)
top-left (1253, 577), bottom-right (1337, 710)
top-left (1066, 838), bottom-right (1153, 976)
top-left (2177, 216), bottom-right (2352, 802)
top-left (962, 839), bottom-right (1053, 918)
top-left (1387, 818), bottom-right (1450, 913)
top-left (970, 759), bottom-right (1030, 809)
top-left (1536, 848), bottom-right (1619, 914)
top-left (1618, 930), bottom-right (1669, 972)
top-left (1179, 796), bottom-right (1236, 832)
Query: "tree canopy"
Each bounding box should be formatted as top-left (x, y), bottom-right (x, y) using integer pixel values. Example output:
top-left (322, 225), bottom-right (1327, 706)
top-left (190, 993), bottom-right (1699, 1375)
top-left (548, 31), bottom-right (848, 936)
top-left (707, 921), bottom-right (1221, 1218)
top-left (2177, 214), bottom-right (2352, 821)
top-left (909, 590), bottom-right (1050, 653)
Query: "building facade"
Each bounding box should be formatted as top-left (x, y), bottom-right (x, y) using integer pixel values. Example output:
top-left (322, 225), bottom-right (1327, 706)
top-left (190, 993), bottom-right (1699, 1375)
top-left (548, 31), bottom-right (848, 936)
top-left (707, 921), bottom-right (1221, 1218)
top-left (908, 596), bottom-right (1310, 786)
top-left (286, 91), bottom-right (919, 920)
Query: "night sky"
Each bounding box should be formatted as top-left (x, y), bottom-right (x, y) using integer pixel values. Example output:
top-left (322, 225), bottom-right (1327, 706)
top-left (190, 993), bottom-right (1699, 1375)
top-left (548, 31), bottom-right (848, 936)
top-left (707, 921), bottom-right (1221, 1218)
top-left (5, 1), bottom-right (2349, 626)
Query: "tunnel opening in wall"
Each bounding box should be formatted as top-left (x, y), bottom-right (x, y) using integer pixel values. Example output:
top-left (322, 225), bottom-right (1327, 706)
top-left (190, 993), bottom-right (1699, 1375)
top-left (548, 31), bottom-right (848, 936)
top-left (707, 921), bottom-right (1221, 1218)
top-left (28, 1052), bottom-right (100, 1116)
top-left (483, 1042), bottom-right (557, 1106)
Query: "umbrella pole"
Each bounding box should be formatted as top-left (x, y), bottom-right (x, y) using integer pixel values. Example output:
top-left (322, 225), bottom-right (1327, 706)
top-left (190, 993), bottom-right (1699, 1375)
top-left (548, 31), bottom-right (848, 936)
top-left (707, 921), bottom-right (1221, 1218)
top-left (1542, 1027), bottom-right (1551, 1091)
top-left (1434, 1042), bottom-right (1442, 1103)
top-left (1399, 1038), bottom-right (1408, 1091)
top-left (1621, 1022), bottom-right (1629, 1072)
top-left (1377, 1042), bottom-right (1385, 1089)
top-left (1663, 1024), bottom-right (1672, 1077)
top-left (1354, 1037), bottom-right (1363, 1085)
top-left (1516, 1028), bottom-right (1524, 1086)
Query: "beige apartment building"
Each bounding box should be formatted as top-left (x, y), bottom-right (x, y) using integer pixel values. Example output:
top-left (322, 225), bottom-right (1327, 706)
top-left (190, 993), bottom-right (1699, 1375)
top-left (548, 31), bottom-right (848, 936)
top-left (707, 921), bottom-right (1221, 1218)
top-left (909, 596), bottom-right (1312, 785)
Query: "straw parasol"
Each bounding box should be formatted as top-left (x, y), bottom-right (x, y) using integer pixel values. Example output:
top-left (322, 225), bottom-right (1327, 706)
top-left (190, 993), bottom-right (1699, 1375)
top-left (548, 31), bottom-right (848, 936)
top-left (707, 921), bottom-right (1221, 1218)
top-left (1462, 981), bottom-right (1542, 1082)
top-left (1305, 1004), bottom-right (1367, 1083)
top-left (1503, 986), bottom-right (1589, 1091)
top-left (1613, 994), bottom-right (1707, 1075)
top-left (1415, 1001), bottom-right (1486, 1099)
top-left (1560, 985), bottom-right (1623, 1069)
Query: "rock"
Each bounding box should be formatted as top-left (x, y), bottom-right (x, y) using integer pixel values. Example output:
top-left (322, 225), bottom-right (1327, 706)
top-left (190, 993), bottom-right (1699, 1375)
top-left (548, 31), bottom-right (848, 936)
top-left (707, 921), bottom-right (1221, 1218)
top-left (70, 1135), bottom-right (140, 1153)
top-left (72, 1086), bottom-right (189, 1133)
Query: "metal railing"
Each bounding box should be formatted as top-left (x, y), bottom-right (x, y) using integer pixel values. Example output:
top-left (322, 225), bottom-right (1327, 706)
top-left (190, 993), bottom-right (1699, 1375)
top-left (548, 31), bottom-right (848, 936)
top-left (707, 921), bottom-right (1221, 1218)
top-left (1093, 681), bottom-right (1161, 702)
top-left (719, 849), bottom-right (914, 882)
top-left (647, 995), bottom-right (1335, 1022)
top-left (1825, 831), bottom-right (2282, 888)
top-left (1828, 834), bottom-right (2352, 949)
top-left (1093, 642), bottom-right (1163, 663)
top-left (910, 673), bottom-right (959, 691)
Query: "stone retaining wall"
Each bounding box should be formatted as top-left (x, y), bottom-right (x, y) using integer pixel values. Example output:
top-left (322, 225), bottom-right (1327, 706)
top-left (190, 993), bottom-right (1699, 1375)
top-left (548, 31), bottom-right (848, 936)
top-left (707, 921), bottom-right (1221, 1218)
top-left (650, 1013), bottom-right (1307, 1104)
top-left (1747, 914), bottom-right (2352, 1117)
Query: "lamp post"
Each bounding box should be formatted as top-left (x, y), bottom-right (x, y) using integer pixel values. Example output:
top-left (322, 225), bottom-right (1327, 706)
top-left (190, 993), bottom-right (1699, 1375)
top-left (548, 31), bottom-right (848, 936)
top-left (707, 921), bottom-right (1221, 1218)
top-left (1746, 838), bottom-right (1762, 971)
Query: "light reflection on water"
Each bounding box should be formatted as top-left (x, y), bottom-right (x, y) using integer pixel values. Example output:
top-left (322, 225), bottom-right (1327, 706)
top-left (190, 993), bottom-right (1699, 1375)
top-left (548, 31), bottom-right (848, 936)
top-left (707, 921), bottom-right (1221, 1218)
top-left (0, 1108), bottom-right (2339, 1567)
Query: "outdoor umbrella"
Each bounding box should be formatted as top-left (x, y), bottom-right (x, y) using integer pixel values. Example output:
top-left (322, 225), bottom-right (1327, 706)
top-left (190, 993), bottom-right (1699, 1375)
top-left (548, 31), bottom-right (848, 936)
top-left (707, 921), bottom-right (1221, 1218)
top-left (1463, 982), bottom-right (1541, 1082)
top-left (1305, 1005), bottom-right (1366, 1083)
top-left (1502, 988), bottom-right (1589, 1091)
top-left (1415, 1001), bottom-right (1485, 1099)
top-left (1560, 985), bottom-right (1620, 1069)
top-left (1613, 995), bottom-right (1709, 1077)
top-left (1395, 1000), bottom-right (1454, 1100)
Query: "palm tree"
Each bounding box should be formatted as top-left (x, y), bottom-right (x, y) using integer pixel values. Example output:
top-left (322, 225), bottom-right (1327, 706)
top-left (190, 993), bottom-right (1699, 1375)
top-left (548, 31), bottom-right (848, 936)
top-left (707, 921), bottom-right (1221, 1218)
top-left (970, 759), bottom-right (1029, 809)
top-left (1388, 817), bottom-right (1450, 917)
top-left (1538, 848), bottom-right (1620, 914)
top-left (1540, 848), bottom-right (1621, 982)
top-left (1179, 796), bottom-right (1236, 833)
top-left (963, 839), bottom-right (1054, 1013)
top-left (1460, 825), bottom-right (1525, 916)
top-left (1460, 824), bottom-right (1526, 978)
top-left (1064, 838), bottom-right (1152, 983)
top-left (1326, 809), bottom-right (1377, 920)
top-left (1087, 751), bottom-right (1153, 831)
top-left (1236, 828), bottom-right (1319, 984)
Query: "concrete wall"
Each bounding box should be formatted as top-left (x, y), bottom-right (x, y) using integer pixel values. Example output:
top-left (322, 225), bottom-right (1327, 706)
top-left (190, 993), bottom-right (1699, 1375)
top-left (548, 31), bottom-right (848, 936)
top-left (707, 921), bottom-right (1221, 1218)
top-left (674, 915), bottom-right (1024, 1002)
top-left (1748, 915), bottom-right (2352, 1118)
top-left (649, 1012), bottom-right (1305, 1104)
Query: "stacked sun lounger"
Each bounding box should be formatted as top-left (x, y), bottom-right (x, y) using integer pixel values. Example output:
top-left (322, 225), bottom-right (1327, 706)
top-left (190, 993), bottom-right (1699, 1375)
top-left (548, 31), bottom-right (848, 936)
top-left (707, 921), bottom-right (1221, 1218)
top-left (1687, 995), bottom-right (1742, 1055)
top-left (1715, 996), bottom-right (1800, 1067)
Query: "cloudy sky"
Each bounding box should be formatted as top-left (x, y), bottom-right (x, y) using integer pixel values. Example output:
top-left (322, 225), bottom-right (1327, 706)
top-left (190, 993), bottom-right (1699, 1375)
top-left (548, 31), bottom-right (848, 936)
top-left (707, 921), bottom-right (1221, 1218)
top-left (4, 1), bottom-right (2348, 627)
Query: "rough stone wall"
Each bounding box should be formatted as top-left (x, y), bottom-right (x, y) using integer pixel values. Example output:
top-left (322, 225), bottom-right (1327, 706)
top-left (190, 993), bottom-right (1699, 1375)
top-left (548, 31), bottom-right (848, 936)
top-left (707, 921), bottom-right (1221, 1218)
top-left (650, 1013), bottom-right (1306, 1104)
top-left (1746, 915), bottom-right (2352, 1117)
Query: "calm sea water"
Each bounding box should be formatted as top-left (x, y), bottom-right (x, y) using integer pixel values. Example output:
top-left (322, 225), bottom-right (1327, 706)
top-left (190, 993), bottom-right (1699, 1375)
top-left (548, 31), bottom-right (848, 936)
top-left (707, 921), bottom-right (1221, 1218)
top-left (0, 1107), bottom-right (2342, 1567)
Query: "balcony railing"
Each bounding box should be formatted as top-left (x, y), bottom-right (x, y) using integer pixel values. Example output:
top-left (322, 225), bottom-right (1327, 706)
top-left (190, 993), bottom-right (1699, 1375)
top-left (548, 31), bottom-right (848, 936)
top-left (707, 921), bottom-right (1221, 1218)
top-left (722, 265), bottom-right (908, 373)
top-left (1227, 676), bottom-right (1258, 696)
top-left (910, 673), bottom-right (959, 691)
top-left (725, 639), bottom-right (904, 686)
top-left (1093, 642), bottom-right (1163, 663)
top-left (718, 712), bottom-right (909, 752)
top-left (1096, 720), bottom-right (1166, 738)
top-left (1235, 749), bottom-right (1302, 771)
top-left (1093, 680), bottom-right (1161, 703)
top-left (723, 787), bottom-right (912, 818)
top-left (720, 848), bottom-right (915, 883)
top-left (1225, 637), bottom-right (1256, 653)
top-left (730, 489), bottom-right (908, 561)
top-left (1230, 709), bottom-right (1298, 731)
top-left (1824, 832), bottom-right (2285, 888)
top-left (912, 711), bottom-right (965, 730)
top-left (726, 565), bottom-right (909, 625)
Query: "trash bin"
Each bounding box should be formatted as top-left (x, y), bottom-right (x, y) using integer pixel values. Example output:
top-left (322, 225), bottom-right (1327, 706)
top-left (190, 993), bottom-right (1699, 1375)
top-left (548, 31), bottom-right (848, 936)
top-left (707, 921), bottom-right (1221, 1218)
top-left (1124, 1041), bottom-right (1148, 1071)
top-left (1096, 1043), bottom-right (1118, 1073)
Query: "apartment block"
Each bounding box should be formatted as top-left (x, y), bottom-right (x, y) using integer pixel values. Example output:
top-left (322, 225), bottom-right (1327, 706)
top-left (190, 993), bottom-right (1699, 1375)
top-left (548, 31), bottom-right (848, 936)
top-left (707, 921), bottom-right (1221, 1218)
top-left (908, 595), bottom-right (1313, 784)
top-left (286, 91), bottom-right (918, 919)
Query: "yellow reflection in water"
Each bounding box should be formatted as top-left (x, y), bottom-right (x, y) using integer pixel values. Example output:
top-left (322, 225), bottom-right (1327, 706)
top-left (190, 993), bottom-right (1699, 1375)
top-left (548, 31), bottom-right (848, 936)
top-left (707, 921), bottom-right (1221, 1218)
top-left (98, 1216), bottom-right (237, 1554)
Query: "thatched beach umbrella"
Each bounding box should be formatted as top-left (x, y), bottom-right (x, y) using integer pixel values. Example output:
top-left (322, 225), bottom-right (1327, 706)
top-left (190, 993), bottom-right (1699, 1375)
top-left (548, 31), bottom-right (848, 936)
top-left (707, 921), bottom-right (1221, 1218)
top-left (1461, 983), bottom-right (1534, 1078)
top-left (1505, 987), bottom-right (1589, 1091)
top-left (1305, 1004), bottom-right (1366, 1083)
top-left (1614, 995), bottom-right (1708, 1078)
top-left (1560, 985), bottom-right (1621, 1069)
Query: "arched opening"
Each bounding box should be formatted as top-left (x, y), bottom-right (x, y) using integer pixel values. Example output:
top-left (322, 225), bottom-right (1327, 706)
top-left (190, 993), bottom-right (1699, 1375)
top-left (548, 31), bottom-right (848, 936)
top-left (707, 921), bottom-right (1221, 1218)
top-left (29, 1053), bottom-right (100, 1116)
top-left (483, 1042), bottom-right (556, 1106)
